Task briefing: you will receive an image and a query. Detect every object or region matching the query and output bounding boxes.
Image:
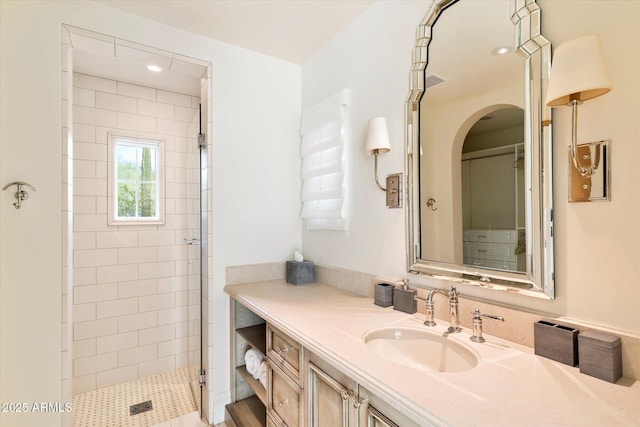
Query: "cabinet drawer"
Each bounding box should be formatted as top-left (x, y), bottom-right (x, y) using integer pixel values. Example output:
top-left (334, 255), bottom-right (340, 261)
top-left (464, 229), bottom-right (516, 243)
top-left (268, 362), bottom-right (303, 427)
top-left (267, 325), bottom-right (303, 386)
top-left (464, 241), bottom-right (515, 261)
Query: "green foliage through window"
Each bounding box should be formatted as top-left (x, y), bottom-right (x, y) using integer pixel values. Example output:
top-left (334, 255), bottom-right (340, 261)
top-left (115, 139), bottom-right (159, 219)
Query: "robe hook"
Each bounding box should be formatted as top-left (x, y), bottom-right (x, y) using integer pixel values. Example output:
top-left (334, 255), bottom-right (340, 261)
top-left (3, 181), bottom-right (36, 209)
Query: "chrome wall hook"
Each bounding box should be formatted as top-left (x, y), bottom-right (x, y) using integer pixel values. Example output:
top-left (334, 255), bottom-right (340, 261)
top-left (3, 181), bottom-right (36, 209)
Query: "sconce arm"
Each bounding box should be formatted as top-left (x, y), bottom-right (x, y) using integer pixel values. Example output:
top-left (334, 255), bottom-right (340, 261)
top-left (373, 151), bottom-right (387, 191)
top-left (570, 100), bottom-right (600, 177)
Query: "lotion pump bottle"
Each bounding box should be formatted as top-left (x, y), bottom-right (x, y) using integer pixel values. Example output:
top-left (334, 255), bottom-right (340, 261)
top-left (393, 279), bottom-right (417, 314)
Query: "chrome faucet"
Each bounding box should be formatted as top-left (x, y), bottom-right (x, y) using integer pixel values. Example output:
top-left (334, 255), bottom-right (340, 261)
top-left (446, 286), bottom-right (462, 334)
top-left (414, 285), bottom-right (462, 334)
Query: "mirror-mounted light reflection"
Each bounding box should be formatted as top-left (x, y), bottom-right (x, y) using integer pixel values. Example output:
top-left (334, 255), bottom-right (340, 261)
top-left (491, 46), bottom-right (512, 56)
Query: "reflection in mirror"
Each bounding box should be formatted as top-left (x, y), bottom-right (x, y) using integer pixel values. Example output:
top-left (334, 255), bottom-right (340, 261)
top-left (461, 107), bottom-right (525, 273)
top-left (406, 0), bottom-right (555, 299)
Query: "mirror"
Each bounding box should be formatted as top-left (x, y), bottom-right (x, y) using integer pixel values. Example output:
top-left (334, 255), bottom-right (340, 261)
top-left (406, 0), bottom-right (555, 299)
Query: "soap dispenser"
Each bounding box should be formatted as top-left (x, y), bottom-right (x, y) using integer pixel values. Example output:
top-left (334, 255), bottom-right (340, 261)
top-left (393, 279), bottom-right (417, 314)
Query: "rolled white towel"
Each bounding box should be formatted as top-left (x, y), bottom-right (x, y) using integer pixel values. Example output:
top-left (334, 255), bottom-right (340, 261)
top-left (258, 360), bottom-right (267, 388)
top-left (244, 348), bottom-right (263, 378)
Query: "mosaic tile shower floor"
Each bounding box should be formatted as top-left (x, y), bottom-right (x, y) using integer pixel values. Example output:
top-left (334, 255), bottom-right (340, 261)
top-left (72, 367), bottom-right (198, 427)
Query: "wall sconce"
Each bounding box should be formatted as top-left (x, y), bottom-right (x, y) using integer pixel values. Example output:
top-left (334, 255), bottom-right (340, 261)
top-left (546, 34), bottom-right (612, 202)
top-left (365, 117), bottom-right (402, 208)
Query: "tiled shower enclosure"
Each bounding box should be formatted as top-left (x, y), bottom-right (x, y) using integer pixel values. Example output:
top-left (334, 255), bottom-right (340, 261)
top-left (62, 26), bottom-right (213, 426)
top-left (70, 72), bottom-right (201, 395)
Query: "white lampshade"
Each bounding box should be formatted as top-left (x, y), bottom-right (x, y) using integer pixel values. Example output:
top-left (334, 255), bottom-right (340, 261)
top-left (546, 34), bottom-right (612, 106)
top-left (365, 117), bottom-right (391, 155)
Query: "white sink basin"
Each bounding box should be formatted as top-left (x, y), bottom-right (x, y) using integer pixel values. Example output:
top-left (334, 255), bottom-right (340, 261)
top-left (363, 327), bottom-right (479, 373)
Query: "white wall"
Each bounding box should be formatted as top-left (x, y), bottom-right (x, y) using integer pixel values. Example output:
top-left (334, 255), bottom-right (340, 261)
top-left (301, 0), bottom-right (640, 334)
top-left (302, 0), bottom-right (426, 277)
top-left (0, 1), bottom-right (301, 426)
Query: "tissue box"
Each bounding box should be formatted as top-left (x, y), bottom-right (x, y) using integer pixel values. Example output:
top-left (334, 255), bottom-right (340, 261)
top-left (534, 320), bottom-right (579, 366)
top-left (578, 331), bottom-right (622, 383)
top-left (374, 283), bottom-right (394, 307)
top-left (286, 261), bottom-right (314, 285)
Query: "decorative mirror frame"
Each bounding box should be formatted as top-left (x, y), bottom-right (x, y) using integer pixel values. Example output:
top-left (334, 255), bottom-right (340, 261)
top-left (405, 0), bottom-right (555, 299)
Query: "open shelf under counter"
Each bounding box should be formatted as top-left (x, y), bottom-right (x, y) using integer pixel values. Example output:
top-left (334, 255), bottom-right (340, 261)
top-left (237, 365), bottom-right (267, 406)
top-left (237, 323), bottom-right (267, 356)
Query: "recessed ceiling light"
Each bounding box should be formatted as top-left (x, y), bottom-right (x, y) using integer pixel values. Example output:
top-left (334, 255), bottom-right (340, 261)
top-left (147, 64), bottom-right (162, 72)
top-left (491, 46), bottom-right (513, 56)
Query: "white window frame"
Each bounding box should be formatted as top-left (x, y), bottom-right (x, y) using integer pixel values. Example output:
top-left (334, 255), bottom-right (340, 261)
top-left (108, 133), bottom-right (165, 225)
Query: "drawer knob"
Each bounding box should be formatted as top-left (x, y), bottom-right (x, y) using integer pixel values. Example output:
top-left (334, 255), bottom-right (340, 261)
top-left (340, 389), bottom-right (354, 401)
top-left (275, 346), bottom-right (289, 355)
top-left (277, 399), bottom-right (288, 408)
top-left (352, 397), bottom-right (367, 409)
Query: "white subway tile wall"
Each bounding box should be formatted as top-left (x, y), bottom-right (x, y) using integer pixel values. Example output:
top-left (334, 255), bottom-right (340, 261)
top-left (71, 73), bottom-right (201, 395)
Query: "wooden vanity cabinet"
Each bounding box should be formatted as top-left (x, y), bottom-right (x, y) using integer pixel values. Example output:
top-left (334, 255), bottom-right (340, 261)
top-left (228, 298), bottom-right (428, 427)
top-left (266, 414), bottom-right (280, 427)
top-left (305, 353), bottom-right (425, 427)
top-left (227, 300), bottom-right (268, 426)
top-left (357, 387), bottom-right (424, 427)
top-left (307, 355), bottom-right (360, 426)
top-left (364, 406), bottom-right (401, 427)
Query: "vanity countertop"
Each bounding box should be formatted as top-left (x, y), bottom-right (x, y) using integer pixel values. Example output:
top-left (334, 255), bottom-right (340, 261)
top-left (224, 280), bottom-right (640, 426)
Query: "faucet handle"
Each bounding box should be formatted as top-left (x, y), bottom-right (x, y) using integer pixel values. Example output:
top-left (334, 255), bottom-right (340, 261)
top-left (470, 309), bottom-right (505, 343)
top-left (448, 285), bottom-right (459, 302)
top-left (473, 309), bottom-right (504, 322)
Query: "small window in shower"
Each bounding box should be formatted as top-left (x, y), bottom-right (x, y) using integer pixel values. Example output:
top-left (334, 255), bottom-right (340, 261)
top-left (108, 133), bottom-right (165, 225)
